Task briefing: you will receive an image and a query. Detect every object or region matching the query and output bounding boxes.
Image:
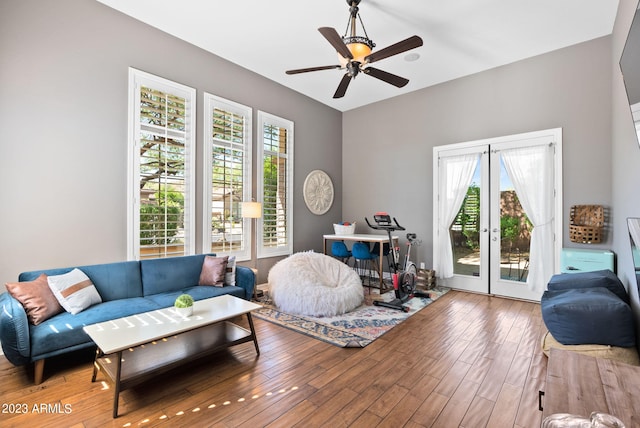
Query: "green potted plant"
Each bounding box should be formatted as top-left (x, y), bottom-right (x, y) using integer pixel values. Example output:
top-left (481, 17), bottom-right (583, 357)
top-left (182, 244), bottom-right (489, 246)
top-left (174, 293), bottom-right (194, 317)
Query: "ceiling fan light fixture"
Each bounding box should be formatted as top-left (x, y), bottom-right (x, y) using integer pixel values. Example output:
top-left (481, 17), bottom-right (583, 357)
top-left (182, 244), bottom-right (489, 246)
top-left (285, 0), bottom-right (423, 99)
top-left (343, 36), bottom-right (374, 63)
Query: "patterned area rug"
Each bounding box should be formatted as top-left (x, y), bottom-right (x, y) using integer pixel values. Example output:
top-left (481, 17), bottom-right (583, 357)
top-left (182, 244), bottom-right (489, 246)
top-left (253, 286), bottom-right (450, 348)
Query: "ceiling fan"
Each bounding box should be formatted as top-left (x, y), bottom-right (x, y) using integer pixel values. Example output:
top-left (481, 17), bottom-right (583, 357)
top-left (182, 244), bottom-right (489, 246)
top-left (285, 0), bottom-right (423, 99)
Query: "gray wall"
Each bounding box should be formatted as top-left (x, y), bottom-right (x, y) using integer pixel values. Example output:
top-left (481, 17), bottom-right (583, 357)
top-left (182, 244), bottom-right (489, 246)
top-left (0, 0), bottom-right (343, 287)
top-left (612, 0), bottom-right (640, 338)
top-left (343, 36), bottom-right (613, 269)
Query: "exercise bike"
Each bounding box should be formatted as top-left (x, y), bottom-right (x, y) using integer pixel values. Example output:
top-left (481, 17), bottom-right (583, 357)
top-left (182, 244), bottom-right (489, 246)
top-left (365, 213), bottom-right (430, 312)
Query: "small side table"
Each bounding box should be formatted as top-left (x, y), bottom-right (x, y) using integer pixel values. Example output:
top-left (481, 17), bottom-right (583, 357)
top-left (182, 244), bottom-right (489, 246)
top-left (250, 268), bottom-right (263, 300)
top-left (256, 283), bottom-right (270, 302)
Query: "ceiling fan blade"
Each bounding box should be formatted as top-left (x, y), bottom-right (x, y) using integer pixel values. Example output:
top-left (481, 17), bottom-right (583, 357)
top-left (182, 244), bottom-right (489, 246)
top-left (319, 27), bottom-right (353, 60)
top-left (364, 35), bottom-right (423, 64)
top-left (333, 73), bottom-right (352, 98)
top-left (364, 67), bottom-right (409, 88)
top-left (286, 65), bottom-right (341, 75)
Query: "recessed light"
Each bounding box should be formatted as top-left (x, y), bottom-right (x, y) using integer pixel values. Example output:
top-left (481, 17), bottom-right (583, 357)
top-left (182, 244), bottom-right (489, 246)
top-left (405, 53), bottom-right (420, 62)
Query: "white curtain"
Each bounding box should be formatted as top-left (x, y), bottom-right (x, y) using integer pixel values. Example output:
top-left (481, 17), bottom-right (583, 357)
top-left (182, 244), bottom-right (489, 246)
top-left (435, 153), bottom-right (480, 278)
top-left (501, 144), bottom-right (555, 293)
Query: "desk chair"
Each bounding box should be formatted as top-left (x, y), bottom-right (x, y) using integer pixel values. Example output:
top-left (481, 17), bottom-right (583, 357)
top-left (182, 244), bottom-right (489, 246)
top-left (331, 241), bottom-right (352, 267)
top-left (352, 242), bottom-right (378, 288)
top-left (371, 241), bottom-right (393, 274)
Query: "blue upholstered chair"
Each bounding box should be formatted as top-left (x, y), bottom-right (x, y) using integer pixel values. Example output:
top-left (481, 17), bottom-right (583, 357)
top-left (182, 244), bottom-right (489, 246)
top-left (331, 241), bottom-right (352, 266)
top-left (352, 242), bottom-right (378, 287)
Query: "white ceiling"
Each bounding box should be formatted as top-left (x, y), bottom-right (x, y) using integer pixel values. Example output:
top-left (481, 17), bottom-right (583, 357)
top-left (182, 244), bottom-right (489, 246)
top-left (96, 0), bottom-right (619, 112)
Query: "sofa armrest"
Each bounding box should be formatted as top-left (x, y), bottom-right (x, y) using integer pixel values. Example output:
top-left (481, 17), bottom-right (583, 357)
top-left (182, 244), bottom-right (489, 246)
top-left (0, 292), bottom-right (31, 365)
top-left (235, 266), bottom-right (255, 300)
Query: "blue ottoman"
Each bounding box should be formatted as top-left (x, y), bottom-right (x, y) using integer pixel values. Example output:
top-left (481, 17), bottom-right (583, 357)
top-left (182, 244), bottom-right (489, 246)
top-left (541, 286), bottom-right (635, 347)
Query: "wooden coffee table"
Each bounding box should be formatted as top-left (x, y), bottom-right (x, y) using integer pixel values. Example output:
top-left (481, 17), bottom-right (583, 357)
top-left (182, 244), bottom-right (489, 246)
top-left (83, 294), bottom-right (261, 418)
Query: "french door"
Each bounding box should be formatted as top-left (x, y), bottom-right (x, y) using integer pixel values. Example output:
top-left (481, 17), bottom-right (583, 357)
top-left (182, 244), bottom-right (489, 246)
top-left (433, 129), bottom-right (562, 301)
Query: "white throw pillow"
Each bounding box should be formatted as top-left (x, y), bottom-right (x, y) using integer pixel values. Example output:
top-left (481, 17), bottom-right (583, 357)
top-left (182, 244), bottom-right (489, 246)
top-left (225, 256), bottom-right (236, 286)
top-left (47, 268), bottom-right (102, 314)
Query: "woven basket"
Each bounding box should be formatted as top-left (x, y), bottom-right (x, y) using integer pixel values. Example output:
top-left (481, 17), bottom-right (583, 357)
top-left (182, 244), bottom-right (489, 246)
top-left (569, 205), bottom-right (604, 243)
top-left (333, 222), bottom-right (356, 235)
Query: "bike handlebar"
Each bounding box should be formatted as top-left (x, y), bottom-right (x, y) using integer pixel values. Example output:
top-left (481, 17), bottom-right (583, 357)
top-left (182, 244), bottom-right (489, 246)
top-left (365, 215), bottom-right (406, 231)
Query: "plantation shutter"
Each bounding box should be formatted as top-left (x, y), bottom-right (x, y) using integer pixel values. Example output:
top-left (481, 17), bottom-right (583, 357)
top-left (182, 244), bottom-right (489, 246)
top-left (206, 101), bottom-right (251, 256)
top-left (128, 69), bottom-right (196, 260)
top-left (257, 111), bottom-right (293, 258)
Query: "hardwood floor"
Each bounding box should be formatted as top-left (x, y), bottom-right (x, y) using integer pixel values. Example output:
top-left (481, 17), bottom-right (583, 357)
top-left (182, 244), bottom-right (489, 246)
top-left (0, 290), bottom-right (548, 427)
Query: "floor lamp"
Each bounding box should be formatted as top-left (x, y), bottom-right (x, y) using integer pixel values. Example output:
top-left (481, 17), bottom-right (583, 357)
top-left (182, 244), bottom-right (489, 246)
top-left (241, 201), bottom-right (262, 298)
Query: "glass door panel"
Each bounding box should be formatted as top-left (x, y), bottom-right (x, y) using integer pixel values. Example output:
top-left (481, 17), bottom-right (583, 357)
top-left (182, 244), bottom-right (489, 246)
top-left (436, 145), bottom-right (488, 294)
top-left (497, 157), bottom-right (531, 283)
top-left (451, 163), bottom-right (481, 277)
top-left (489, 134), bottom-right (557, 301)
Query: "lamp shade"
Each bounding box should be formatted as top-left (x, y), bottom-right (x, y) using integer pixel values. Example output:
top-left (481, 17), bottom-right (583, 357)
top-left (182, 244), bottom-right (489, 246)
top-left (241, 201), bottom-right (262, 219)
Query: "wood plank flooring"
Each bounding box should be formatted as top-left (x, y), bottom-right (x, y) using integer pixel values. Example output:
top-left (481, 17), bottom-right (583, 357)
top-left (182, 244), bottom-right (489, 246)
top-left (0, 290), bottom-right (548, 427)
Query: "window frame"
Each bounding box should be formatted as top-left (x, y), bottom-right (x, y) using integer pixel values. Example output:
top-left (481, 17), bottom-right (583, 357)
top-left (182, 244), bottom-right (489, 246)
top-left (256, 111), bottom-right (294, 258)
top-left (202, 93), bottom-right (253, 261)
top-left (127, 68), bottom-right (196, 260)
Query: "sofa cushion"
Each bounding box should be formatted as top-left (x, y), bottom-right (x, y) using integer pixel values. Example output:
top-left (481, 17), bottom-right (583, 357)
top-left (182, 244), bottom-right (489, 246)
top-left (143, 285), bottom-right (245, 308)
top-left (6, 274), bottom-right (63, 325)
top-left (547, 269), bottom-right (629, 303)
top-left (199, 255), bottom-right (228, 287)
top-left (19, 260), bottom-right (144, 302)
top-left (541, 287), bottom-right (636, 347)
top-left (29, 298), bottom-right (161, 359)
top-left (141, 254), bottom-right (211, 296)
top-left (47, 269), bottom-right (102, 315)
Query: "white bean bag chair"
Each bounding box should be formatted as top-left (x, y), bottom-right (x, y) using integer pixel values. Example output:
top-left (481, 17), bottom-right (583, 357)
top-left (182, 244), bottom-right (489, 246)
top-left (268, 251), bottom-right (364, 317)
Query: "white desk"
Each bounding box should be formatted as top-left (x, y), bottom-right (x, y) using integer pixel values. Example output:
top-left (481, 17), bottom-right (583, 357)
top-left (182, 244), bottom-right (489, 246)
top-left (323, 233), bottom-right (398, 291)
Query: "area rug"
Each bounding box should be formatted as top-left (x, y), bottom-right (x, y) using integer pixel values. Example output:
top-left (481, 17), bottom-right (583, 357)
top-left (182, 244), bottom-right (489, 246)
top-left (253, 286), bottom-right (450, 348)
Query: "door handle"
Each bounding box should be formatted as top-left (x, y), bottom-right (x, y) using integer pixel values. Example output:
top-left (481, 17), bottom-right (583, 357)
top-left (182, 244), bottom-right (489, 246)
top-left (491, 228), bottom-right (499, 240)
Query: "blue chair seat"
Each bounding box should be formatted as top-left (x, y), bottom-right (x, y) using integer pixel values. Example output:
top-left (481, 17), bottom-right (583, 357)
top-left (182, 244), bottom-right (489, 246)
top-left (331, 241), bottom-right (352, 266)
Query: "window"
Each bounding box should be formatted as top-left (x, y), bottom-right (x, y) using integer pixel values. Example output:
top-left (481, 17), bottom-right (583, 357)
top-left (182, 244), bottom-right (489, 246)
top-left (257, 111), bottom-right (294, 258)
top-left (203, 94), bottom-right (252, 260)
top-left (127, 68), bottom-right (196, 260)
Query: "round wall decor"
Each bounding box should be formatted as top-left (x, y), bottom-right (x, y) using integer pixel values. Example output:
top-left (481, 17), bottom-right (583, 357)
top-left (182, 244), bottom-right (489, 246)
top-left (303, 170), bottom-right (334, 215)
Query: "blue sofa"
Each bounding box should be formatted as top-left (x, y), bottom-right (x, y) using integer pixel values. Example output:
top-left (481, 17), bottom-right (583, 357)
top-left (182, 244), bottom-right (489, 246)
top-left (0, 254), bottom-right (255, 384)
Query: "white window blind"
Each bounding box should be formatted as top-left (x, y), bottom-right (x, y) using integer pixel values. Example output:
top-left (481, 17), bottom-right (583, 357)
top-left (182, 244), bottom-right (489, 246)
top-left (128, 69), bottom-right (196, 260)
top-left (257, 111), bottom-right (293, 258)
top-left (203, 94), bottom-right (252, 260)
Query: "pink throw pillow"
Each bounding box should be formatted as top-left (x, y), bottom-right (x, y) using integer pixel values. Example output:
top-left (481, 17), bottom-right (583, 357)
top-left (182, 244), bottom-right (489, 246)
top-left (199, 256), bottom-right (229, 287)
top-left (6, 274), bottom-right (63, 325)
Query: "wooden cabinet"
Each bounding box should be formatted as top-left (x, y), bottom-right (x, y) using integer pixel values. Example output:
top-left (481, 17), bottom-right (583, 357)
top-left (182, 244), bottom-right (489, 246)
top-left (542, 348), bottom-right (640, 427)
